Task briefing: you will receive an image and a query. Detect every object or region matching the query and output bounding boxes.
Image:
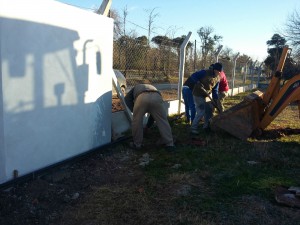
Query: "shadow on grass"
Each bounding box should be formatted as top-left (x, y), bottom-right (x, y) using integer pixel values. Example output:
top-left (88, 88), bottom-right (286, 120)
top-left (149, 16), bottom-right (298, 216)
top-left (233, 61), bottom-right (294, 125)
top-left (257, 128), bottom-right (300, 140)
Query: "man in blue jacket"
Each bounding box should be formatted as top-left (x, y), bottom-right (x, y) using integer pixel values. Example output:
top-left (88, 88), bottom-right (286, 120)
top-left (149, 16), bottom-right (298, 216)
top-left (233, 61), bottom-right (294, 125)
top-left (184, 63), bottom-right (223, 134)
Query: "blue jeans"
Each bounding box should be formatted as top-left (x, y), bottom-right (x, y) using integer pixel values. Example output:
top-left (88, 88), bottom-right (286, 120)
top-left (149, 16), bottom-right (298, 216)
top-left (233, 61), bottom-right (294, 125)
top-left (182, 86), bottom-right (195, 123)
top-left (191, 96), bottom-right (213, 130)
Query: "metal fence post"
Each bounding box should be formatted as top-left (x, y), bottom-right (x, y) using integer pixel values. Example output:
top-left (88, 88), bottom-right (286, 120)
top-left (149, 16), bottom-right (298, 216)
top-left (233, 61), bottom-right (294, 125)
top-left (257, 62), bottom-right (263, 87)
top-left (96, 0), bottom-right (112, 16)
top-left (243, 57), bottom-right (251, 85)
top-left (178, 32), bottom-right (192, 114)
top-left (231, 52), bottom-right (240, 96)
top-left (251, 60), bottom-right (257, 87)
top-left (214, 45), bottom-right (223, 62)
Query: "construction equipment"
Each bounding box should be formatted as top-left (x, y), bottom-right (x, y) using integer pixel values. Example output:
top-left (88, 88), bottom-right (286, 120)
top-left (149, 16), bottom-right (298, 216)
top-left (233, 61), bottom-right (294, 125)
top-left (211, 46), bottom-right (300, 140)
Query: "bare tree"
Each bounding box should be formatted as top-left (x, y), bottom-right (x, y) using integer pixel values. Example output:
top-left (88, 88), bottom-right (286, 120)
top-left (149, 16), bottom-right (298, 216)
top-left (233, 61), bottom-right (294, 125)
top-left (122, 5), bottom-right (129, 36)
top-left (107, 9), bottom-right (122, 40)
top-left (283, 9), bottom-right (300, 60)
top-left (145, 7), bottom-right (159, 46)
top-left (220, 47), bottom-right (233, 61)
top-left (197, 26), bottom-right (222, 68)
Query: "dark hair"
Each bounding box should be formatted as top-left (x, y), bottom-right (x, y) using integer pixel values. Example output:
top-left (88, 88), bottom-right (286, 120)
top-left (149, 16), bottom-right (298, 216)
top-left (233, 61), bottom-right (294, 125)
top-left (213, 62), bottom-right (223, 72)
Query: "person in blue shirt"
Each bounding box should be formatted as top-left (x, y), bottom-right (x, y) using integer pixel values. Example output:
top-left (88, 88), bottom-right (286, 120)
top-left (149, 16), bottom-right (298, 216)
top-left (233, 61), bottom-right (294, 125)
top-left (184, 63), bottom-right (223, 134)
top-left (182, 84), bottom-right (196, 124)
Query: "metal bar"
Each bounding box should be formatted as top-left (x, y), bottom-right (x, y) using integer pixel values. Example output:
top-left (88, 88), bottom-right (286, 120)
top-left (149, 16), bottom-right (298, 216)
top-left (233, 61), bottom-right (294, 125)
top-left (112, 70), bottom-right (133, 121)
top-left (97, 0), bottom-right (112, 16)
top-left (231, 52), bottom-right (240, 96)
top-left (214, 45), bottom-right (223, 62)
top-left (177, 32), bottom-right (192, 114)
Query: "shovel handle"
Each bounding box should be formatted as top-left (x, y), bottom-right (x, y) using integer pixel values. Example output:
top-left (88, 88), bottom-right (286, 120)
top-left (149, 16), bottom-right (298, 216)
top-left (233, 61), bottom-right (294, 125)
top-left (199, 85), bottom-right (222, 113)
top-left (207, 94), bottom-right (222, 113)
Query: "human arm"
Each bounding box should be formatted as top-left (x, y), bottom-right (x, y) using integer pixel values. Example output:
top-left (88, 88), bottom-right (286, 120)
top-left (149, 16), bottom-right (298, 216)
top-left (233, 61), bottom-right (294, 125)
top-left (124, 88), bottom-right (134, 112)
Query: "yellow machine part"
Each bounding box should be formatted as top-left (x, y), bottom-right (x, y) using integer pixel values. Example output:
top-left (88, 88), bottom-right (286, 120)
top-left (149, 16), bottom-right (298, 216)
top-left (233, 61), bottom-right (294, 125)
top-left (259, 74), bottom-right (300, 129)
top-left (210, 91), bottom-right (263, 140)
top-left (210, 46), bottom-right (300, 140)
top-left (211, 75), bottom-right (300, 140)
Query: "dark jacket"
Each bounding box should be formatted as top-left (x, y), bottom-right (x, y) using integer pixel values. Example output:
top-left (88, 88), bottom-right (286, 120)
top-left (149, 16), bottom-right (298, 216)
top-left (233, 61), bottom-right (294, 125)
top-left (184, 69), bottom-right (220, 99)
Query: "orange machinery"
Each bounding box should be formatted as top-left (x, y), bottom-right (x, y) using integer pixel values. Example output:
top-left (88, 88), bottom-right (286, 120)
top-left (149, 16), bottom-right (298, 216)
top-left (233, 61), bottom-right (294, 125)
top-left (211, 46), bottom-right (300, 140)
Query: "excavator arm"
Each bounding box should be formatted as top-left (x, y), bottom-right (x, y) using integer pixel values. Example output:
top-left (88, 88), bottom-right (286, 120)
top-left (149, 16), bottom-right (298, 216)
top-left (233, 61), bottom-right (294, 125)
top-left (258, 46), bottom-right (300, 129)
top-left (211, 45), bottom-right (300, 140)
top-left (259, 74), bottom-right (300, 129)
top-left (262, 46), bottom-right (289, 106)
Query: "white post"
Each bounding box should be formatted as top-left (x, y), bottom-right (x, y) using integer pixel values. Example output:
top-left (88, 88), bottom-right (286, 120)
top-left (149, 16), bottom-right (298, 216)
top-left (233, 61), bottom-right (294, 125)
top-left (243, 57), bottom-right (251, 85)
top-left (257, 62), bottom-right (263, 87)
top-left (231, 52), bottom-right (240, 96)
top-left (97, 0), bottom-right (112, 16)
top-left (177, 32), bottom-right (192, 114)
top-left (214, 45), bottom-right (223, 62)
top-left (251, 60), bottom-right (257, 87)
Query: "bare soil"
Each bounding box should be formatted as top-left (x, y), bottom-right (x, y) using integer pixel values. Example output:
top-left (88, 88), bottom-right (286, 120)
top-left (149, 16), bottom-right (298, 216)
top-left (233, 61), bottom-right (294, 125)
top-left (0, 147), bottom-right (143, 225)
top-left (0, 90), bottom-right (179, 225)
top-left (112, 96), bottom-right (124, 112)
top-left (1, 90), bottom-right (299, 225)
top-left (1, 125), bottom-right (299, 225)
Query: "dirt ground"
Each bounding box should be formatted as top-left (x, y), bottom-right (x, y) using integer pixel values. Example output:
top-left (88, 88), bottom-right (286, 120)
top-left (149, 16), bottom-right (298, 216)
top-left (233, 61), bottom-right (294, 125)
top-left (0, 123), bottom-right (299, 225)
top-left (112, 96), bottom-right (124, 112)
top-left (0, 146), bottom-right (142, 225)
top-left (1, 91), bottom-right (299, 225)
top-left (0, 91), bottom-right (178, 225)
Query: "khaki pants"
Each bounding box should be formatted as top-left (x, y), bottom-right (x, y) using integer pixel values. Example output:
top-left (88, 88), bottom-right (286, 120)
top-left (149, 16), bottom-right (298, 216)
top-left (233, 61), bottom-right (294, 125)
top-left (191, 95), bottom-right (213, 130)
top-left (132, 92), bottom-right (174, 147)
top-left (217, 91), bottom-right (227, 112)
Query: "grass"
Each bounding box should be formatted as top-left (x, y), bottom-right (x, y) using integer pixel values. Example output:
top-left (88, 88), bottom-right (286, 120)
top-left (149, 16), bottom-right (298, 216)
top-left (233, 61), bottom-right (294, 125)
top-left (59, 90), bottom-right (300, 225)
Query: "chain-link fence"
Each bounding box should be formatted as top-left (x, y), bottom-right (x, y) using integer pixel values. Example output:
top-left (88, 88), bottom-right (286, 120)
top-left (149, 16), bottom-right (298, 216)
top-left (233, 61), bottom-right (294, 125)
top-left (218, 57), bottom-right (266, 91)
top-left (112, 35), bottom-right (265, 102)
top-left (113, 37), bottom-right (191, 100)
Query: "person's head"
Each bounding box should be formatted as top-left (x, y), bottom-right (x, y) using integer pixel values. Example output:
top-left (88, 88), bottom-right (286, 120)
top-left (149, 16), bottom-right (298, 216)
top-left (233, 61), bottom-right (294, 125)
top-left (212, 62), bottom-right (223, 77)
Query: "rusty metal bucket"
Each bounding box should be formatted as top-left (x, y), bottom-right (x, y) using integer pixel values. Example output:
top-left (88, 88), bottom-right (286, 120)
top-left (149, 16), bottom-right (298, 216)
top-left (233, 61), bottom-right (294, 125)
top-left (210, 91), bottom-right (263, 140)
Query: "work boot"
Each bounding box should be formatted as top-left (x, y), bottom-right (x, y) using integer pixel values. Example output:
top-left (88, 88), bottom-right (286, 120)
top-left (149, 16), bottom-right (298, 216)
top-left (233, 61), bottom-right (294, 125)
top-left (129, 142), bottom-right (142, 150)
top-left (203, 127), bottom-right (211, 133)
top-left (190, 129), bottom-right (199, 135)
top-left (164, 145), bottom-right (176, 153)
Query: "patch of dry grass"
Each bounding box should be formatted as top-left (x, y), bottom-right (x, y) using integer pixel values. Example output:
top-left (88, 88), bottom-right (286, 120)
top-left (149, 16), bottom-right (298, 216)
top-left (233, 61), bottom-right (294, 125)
top-left (59, 90), bottom-right (300, 225)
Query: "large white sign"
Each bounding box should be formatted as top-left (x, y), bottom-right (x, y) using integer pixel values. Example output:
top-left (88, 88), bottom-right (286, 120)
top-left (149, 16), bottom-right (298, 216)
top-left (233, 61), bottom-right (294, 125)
top-left (0, 0), bottom-right (114, 184)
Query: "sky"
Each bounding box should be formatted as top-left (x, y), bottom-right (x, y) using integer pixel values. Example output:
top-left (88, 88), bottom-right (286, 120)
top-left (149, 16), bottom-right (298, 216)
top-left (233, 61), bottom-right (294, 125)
top-left (56, 0), bottom-right (300, 62)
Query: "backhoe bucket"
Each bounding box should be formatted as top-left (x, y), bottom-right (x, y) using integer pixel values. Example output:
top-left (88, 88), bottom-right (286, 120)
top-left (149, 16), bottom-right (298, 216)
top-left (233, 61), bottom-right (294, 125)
top-left (210, 91), bottom-right (263, 140)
